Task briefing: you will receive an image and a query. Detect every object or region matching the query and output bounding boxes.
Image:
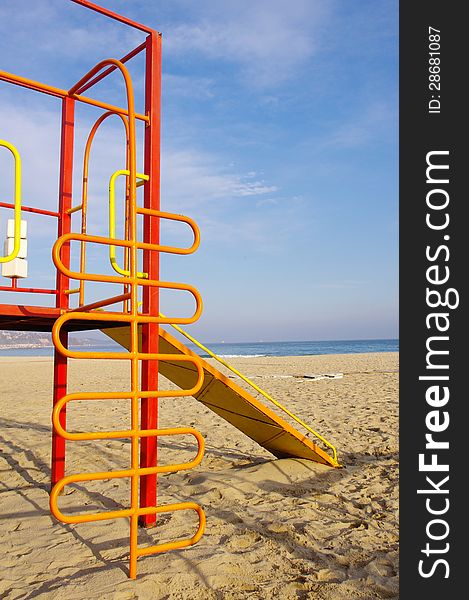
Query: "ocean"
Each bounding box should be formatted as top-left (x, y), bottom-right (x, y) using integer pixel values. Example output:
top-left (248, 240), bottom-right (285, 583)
top-left (0, 338), bottom-right (398, 358)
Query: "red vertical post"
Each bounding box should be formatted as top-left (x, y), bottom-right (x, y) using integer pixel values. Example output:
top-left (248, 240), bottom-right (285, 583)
top-left (139, 32), bottom-right (162, 526)
top-left (51, 96), bottom-right (75, 488)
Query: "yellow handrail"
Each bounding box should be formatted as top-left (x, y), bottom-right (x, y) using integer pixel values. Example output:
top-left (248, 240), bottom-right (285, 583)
top-left (109, 169), bottom-right (148, 278)
top-left (108, 168), bottom-right (202, 278)
top-left (0, 140), bottom-right (22, 263)
top-left (162, 316), bottom-right (339, 466)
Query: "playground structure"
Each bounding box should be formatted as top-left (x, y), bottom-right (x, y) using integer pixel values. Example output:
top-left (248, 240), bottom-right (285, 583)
top-left (0, 0), bottom-right (339, 580)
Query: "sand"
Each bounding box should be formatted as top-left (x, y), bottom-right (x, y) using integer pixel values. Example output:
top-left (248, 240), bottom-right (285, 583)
top-left (0, 352), bottom-right (399, 599)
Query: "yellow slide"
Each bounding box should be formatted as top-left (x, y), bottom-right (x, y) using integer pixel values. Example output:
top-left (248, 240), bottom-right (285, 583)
top-left (101, 326), bottom-right (339, 468)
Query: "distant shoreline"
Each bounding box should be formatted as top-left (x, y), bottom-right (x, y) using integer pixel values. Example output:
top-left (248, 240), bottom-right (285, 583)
top-left (0, 343), bottom-right (97, 350)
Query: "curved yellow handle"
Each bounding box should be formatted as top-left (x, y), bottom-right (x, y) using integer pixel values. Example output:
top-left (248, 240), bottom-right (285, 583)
top-left (0, 140), bottom-right (22, 263)
top-left (109, 169), bottom-right (149, 278)
top-left (108, 168), bottom-right (202, 278)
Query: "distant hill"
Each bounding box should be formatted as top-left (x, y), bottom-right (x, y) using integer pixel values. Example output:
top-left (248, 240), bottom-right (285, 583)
top-left (0, 330), bottom-right (97, 349)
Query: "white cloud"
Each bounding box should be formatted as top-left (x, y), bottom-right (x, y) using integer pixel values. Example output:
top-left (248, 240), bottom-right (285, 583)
top-left (1, 98), bottom-right (283, 254)
top-left (303, 101), bottom-right (397, 153)
top-left (164, 0), bottom-right (330, 87)
top-left (161, 148), bottom-right (278, 210)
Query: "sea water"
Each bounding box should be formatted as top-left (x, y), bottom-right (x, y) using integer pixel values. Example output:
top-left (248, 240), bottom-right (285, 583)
top-left (0, 338), bottom-right (398, 358)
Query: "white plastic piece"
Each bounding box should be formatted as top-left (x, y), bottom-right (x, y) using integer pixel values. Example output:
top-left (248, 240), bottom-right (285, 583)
top-left (7, 218), bottom-right (27, 239)
top-left (4, 237), bottom-right (27, 259)
top-left (1, 257), bottom-right (28, 278)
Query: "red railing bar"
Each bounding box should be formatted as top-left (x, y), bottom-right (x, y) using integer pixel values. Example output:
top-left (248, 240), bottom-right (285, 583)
top-left (0, 202), bottom-right (60, 218)
top-left (70, 0), bottom-right (156, 35)
top-left (0, 285), bottom-right (58, 294)
top-left (77, 42), bottom-right (147, 95)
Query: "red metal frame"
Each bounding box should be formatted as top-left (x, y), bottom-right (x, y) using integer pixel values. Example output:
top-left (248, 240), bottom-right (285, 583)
top-left (51, 96), bottom-right (75, 487)
top-left (0, 202), bottom-right (60, 218)
top-left (1, 1), bottom-right (162, 522)
top-left (139, 31), bottom-right (162, 527)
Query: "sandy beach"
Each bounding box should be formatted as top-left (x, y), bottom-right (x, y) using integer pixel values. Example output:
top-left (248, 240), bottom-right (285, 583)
top-left (0, 352), bottom-right (398, 599)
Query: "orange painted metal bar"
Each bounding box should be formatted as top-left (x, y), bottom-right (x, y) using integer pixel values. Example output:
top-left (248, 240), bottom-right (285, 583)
top-left (112, 51), bottom-right (142, 577)
top-left (135, 503), bottom-right (205, 558)
top-left (76, 42), bottom-right (147, 95)
top-left (54, 299), bottom-right (202, 331)
top-left (55, 230), bottom-right (202, 262)
top-left (71, 92), bottom-right (149, 122)
top-left (50, 422), bottom-right (205, 573)
top-left (50, 359), bottom-right (202, 401)
top-left (136, 208), bottom-right (201, 255)
top-left (0, 70), bottom-right (65, 98)
top-left (53, 313), bottom-right (205, 356)
top-left (51, 453), bottom-right (204, 505)
top-left (79, 110), bottom-right (130, 305)
top-left (50, 489), bottom-right (204, 573)
top-left (0, 70), bottom-right (149, 122)
top-left (52, 234), bottom-right (203, 324)
top-left (53, 391), bottom-right (205, 440)
top-left (69, 59), bottom-right (136, 100)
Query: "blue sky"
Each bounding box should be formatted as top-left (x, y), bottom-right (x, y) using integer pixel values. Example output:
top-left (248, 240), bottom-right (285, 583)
top-left (0, 0), bottom-right (398, 343)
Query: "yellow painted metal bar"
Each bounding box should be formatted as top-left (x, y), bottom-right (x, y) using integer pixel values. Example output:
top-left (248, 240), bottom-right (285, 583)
top-left (108, 168), bottom-right (202, 278)
top-left (0, 140), bottom-right (22, 263)
top-left (109, 169), bottom-right (148, 278)
top-left (163, 315), bottom-right (339, 466)
top-left (66, 203), bottom-right (83, 215)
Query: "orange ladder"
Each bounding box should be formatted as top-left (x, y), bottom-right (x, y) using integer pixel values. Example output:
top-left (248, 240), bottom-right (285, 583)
top-left (48, 57), bottom-right (206, 579)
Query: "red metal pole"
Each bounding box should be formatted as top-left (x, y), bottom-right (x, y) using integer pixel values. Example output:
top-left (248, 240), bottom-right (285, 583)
top-left (139, 31), bottom-right (162, 527)
top-left (51, 96), bottom-right (75, 488)
top-left (70, 0), bottom-right (154, 34)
